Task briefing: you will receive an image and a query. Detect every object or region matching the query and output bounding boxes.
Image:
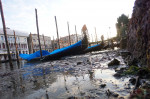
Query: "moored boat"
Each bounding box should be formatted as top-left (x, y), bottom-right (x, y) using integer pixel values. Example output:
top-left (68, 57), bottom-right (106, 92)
top-left (19, 25), bottom-right (88, 62)
top-left (41, 34), bottom-right (88, 62)
top-left (81, 42), bottom-right (104, 54)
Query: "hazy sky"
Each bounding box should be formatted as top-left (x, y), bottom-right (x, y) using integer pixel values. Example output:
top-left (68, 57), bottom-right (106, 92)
top-left (0, 0), bottom-right (135, 40)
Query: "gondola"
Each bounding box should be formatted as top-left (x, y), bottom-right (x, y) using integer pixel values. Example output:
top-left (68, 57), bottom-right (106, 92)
top-left (80, 42), bottom-right (104, 54)
top-left (19, 25), bottom-right (88, 62)
top-left (41, 33), bottom-right (88, 62)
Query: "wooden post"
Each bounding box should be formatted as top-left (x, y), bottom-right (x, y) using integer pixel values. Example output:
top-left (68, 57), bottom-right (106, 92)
top-left (35, 8), bottom-right (42, 59)
top-left (107, 27), bottom-right (110, 41)
top-left (107, 32), bottom-right (109, 41)
top-left (13, 30), bottom-right (19, 63)
top-left (52, 36), bottom-right (55, 51)
top-left (43, 34), bottom-right (46, 50)
top-left (91, 34), bottom-right (93, 42)
top-left (75, 25), bottom-right (78, 42)
top-left (95, 27), bottom-right (98, 44)
top-left (109, 27), bottom-right (111, 39)
top-left (30, 32), bottom-right (34, 53)
top-left (49, 37), bottom-right (51, 52)
top-left (0, 0), bottom-right (13, 68)
top-left (54, 16), bottom-right (60, 49)
top-left (67, 22), bottom-right (71, 45)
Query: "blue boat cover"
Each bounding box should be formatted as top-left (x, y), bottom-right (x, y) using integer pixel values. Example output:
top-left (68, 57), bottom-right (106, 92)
top-left (19, 50), bottom-right (51, 61)
top-left (88, 44), bottom-right (100, 49)
top-left (19, 40), bottom-right (82, 61)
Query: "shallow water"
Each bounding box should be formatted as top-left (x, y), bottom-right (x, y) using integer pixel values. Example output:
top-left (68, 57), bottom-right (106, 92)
top-left (0, 50), bottom-right (134, 99)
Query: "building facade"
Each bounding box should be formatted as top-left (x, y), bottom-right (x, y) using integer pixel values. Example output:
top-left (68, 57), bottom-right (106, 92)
top-left (0, 28), bottom-right (29, 61)
top-left (59, 34), bottom-right (82, 48)
top-left (28, 34), bottom-right (52, 53)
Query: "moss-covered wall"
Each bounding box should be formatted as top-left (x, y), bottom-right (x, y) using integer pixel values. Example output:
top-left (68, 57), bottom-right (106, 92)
top-left (127, 0), bottom-right (150, 66)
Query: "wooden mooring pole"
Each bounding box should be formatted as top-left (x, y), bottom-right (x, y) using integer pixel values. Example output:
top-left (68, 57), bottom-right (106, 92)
top-left (13, 30), bottom-right (19, 64)
top-left (67, 22), bottom-right (71, 45)
top-left (54, 16), bottom-right (60, 49)
top-left (0, 0), bottom-right (13, 68)
top-left (43, 34), bottom-right (46, 50)
top-left (52, 36), bottom-right (55, 51)
top-left (75, 25), bottom-right (78, 42)
top-left (95, 27), bottom-right (98, 44)
top-left (35, 8), bottom-right (42, 59)
top-left (91, 34), bottom-right (93, 42)
top-left (30, 32), bottom-right (34, 53)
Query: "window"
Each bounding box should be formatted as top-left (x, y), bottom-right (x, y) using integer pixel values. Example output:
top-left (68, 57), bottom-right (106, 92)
top-left (1, 36), bottom-right (4, 40)
top-left (2, 43), bottom-right (5, 48)
top-left (33, 39), bottom-right (36, 42)
top-left (11, 43), bottom-right (13, 48)
top-left (10, 37), bottom-right (12, 41)
top-left (18, 37), bottom-right (20, 41)
top-left (7, 37), bottom-right (9, 41)
top-left (24, 38), bottom-right (26, 42)
top-left (13, 37), bottom-right (15, 42)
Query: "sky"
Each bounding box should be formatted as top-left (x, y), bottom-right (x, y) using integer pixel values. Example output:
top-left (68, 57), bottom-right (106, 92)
top-left (0, 0), bottom-right (135, 41)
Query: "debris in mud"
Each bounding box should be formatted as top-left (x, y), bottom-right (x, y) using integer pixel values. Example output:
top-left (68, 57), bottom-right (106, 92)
top-left (124, 83), bottom-right (131, 89)
top-left (67, 96), bottom-right (77, 99)
top-left (106, 89), bottom-right (111, 96)
top-left (65, 63), bottom-right (69, 65)
top-left (80, 92), bottom-right (85, 96)
top-left (129, 87), bottom-right (150, 99)
top-left (108, 58), bottom-right (120, 66)
top-left (129, 77), bottom-right (136, 85)
top-left (118, 97), bottom-right (125, 99)
top-left (137, 68), bottom-right (150, 78)
top-left (106, 89), bottom-right (119, 98)
top-left (112, 92), bottom-right (119, 97)
top-left (134, 76), bottom-right (141, 89)
top-left (126, 67), bottom-right (150, 98)
top-left (113, 72), bottom-right (122, 78)
top-left (77, 62), bottom-right (82, 65)
top-left (115, 67), bottom-right (126, 73)
top-left (100, 84), bottom-right (106, 88)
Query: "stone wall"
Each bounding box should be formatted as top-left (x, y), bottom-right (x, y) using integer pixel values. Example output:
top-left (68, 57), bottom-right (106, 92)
top-left (127, 0), bottom-right (150, 66)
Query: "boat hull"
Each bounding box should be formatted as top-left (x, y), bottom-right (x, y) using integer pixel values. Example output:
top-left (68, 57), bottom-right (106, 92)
top-left (29, 35), bottom-right (88, 62)
top-left (81, 42), bottom-right (104, 54)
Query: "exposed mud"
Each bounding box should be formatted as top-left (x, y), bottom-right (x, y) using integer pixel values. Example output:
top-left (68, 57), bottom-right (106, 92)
top-left (0, 50), bottom-right (136, 99)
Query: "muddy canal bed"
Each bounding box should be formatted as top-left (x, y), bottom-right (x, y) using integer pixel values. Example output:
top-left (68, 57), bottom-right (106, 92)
top-left (0, 50), bottom-right (134, 99)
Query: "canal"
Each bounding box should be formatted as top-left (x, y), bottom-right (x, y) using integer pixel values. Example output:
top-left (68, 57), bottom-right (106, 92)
top-left (0, 50), bottom-right (134, 99)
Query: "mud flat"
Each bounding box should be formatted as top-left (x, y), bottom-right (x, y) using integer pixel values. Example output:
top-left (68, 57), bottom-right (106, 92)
top-left (0, 49), bottom-right (137, 99)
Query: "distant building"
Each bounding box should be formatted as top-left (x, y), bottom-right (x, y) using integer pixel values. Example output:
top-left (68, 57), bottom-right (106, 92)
top-left (28, 34), bottom-right (52, 53)
top-left (59, 34), bottom-right (82, 48)
top-left (0, 28), bottom-right (29, 61)
top-left (52, 39), bottom-right (59, 50)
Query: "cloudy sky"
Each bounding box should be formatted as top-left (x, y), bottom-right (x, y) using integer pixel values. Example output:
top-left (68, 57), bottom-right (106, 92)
top-left (0, 0), bottom-right (135, 41)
